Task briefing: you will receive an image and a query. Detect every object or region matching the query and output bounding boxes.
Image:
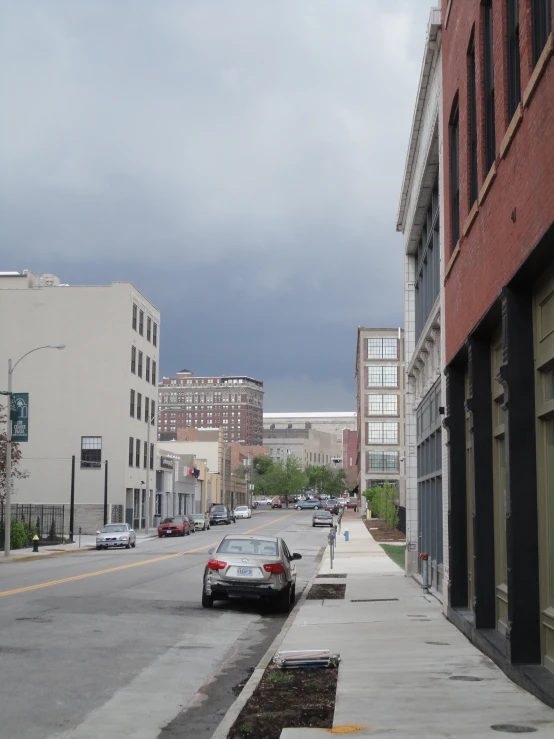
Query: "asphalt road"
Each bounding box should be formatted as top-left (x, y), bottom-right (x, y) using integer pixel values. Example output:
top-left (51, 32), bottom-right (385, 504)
top-left (0, 507), bottom-right (327, 739)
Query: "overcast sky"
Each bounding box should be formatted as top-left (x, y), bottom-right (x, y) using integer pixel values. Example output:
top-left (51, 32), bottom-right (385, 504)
top-left (1, 0), bottom-right (435, 411)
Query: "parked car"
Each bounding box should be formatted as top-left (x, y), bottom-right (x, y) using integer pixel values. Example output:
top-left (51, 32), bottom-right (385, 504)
top-left (295, 499), bottom-right (323, 510)
top-left (271, 498), bottom-right (282, 509)
top-left (210, 505), bottom-right (233, 525)
top-left (190, 512), bottom-right (210, 531)
top-left (345, 499), bottom-right (359, 511)
top-left (185, 514), bottom-right (196, 533)
top-left (325, 500), bottom-right (339, 514)
top-left (234, 506), bottom-right (252, 519)
top-left (313, 511), bottom-right (334, 527)
top-left (158, 516), bottom-right (191, 537)
top-left (201, 534), bottom-right (302, 612)
top-left (96, 523), bottom-right (136, 550)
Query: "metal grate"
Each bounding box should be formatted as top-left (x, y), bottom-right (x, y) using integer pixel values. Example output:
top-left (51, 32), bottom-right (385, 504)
top-left (350, 598), bottom-right (399, 603)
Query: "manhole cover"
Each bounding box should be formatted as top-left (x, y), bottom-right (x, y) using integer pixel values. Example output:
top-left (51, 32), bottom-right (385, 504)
top-left (351, 598), bottom-right (399, 602)
top-left (491, 725), bottom-right (537, 734)
top-left (449, 675), bottom-right (483, 682)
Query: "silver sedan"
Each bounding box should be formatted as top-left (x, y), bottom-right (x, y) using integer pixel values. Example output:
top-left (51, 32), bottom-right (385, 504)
top-left (202, 534), bottom-right (302, 612)
top-left (96, 523), bottom-right (136, 550)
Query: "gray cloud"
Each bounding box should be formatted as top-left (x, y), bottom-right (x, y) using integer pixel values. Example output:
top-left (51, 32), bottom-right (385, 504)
top-left (1, 0), bottom-right (434, 410)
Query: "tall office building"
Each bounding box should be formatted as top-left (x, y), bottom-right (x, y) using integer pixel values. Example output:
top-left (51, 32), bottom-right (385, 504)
top-left (158, 370), bottom-right (263, 445)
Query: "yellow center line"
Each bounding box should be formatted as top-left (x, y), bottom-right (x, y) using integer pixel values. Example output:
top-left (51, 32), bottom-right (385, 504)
top-left (0, 511), bottom-right (296, 597)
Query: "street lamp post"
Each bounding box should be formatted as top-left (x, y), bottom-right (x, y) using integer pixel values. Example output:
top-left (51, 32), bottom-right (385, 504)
top-left (3, 344), bottom-right (65, 557)
top-left (145, 403), bottom-right (158, 531)
top-left (222, 440), bottom-right (244, 510)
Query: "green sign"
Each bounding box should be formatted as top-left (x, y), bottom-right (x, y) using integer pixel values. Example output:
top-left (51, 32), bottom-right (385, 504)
top-left (11, 393), bottom-right (29, 442)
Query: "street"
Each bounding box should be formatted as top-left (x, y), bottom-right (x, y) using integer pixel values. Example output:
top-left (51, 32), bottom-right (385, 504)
top-left (0, 508), bottom-right (325, 739)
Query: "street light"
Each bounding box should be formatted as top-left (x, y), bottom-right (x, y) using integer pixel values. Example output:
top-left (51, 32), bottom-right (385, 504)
top-left (222, 440), bottom-right (244, 510)
top-left (4, 344), bottom-right (65, 557)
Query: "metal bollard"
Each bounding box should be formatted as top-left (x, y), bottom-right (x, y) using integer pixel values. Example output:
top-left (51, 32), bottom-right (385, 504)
top-left (32, 535), bottom-right (39, 553)
top-left (328, 529), bottom-right (336, 570)
top-left (78, 527), bottom-right (82, 548)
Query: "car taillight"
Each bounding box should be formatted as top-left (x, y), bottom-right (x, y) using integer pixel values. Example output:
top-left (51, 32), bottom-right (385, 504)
top-left (264, 563), bottom-right (285, 573)
top-left (207, 559), bottom-right (227, 570)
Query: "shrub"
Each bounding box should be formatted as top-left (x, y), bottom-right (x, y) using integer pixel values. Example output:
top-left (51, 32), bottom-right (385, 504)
top-left (363, 482), bottom-right (399, 530)
top-left (10, 519), bottom-right (29, 550)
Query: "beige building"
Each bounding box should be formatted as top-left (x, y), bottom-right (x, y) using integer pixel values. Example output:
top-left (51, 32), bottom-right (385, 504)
top-left (355, 328), bottom-right (406, 510)
top-left (0, 270), bottom-right (160, 534)
top-left (263, 426), bottom-right (342, 470)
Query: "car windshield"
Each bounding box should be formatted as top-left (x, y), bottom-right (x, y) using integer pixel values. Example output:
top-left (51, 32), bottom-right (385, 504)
top-left (316, 512), bottom-right (332, 516)
top-left (162, 517), bottom-right (183, 523)
top-left (235, 506), bottom-right (248, 511)
top-left (101, 525), bottom-right (127, 532)
top-left (191, 514), bottom-right (204, 520)
top-left (218, 539), bottom-right (278, 556)
top-left (212, 506), bottom-right (226, 512)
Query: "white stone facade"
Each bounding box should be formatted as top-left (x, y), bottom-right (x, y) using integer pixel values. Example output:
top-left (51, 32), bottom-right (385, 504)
top-left (396, 7), bottom-right (448, 600)
top-left (0, 271), bottom-right (160, 534)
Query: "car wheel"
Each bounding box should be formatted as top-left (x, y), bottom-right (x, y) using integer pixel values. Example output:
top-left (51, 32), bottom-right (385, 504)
top-left (207, 525), bottom-right (210, 530)
top-left (202, 592), bottom-right (214, 608)
top-left (314, 506), bottom-right (319, 510)
top-left (158, 533), bottom-right (162, 538)
top-left (131, 541), bottom-right (136, 547)
top-left (276, 586), bottom-right (293, 614)
top-left (312, 523), bottom-right (316, 527)
top-left (125, 542), bottom-right (131, 549)
top-left (296, 506), bottom-right (301, 510)
top-left (96, 545), bottom-right (101, 550)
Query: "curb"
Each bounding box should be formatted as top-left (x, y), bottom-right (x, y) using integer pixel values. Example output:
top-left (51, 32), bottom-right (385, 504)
top-left (210, 545), bottom-right (327, 739)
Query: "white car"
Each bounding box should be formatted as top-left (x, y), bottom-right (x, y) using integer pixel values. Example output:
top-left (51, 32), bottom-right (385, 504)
top-left (96, 523), bottom-right (136, 550)
top-left (234, 506), bottom-right (252, 519)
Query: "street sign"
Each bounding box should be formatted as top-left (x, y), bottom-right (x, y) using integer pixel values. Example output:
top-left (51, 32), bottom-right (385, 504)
top-left (10, 392), bottom-right (29, 442)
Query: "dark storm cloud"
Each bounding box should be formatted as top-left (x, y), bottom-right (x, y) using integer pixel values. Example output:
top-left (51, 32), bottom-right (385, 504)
top-left (0, 0), bottom-right (435, 410)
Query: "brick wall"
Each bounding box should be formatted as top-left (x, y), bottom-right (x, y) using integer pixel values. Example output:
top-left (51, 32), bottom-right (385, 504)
top-left (442, 0), bottom-right (554, 362)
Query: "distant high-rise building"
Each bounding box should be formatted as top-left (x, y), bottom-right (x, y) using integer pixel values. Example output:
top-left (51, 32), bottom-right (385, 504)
top-left (158, 370), bottom-right (263, 445)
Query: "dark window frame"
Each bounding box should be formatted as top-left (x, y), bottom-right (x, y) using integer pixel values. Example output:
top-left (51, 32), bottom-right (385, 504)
top-left (468, 36), bottom-right (479, 205)
top-left (131, 346), bottom-right (136, 374)
top-left (146, 356), bottom-right (150, 383)
top-left (81, 436), bottom-right (102, 469)
top-left (151, 399), bottom-right (156, 425)
top-left (449, 100), bottom-right (460, 250)
top-left (147, 316), bottom-right (151, 342)
top-left (138, 351), bottom-right (143, 379)
top-left (150, 443), bottom-right (154, 471)
top-left (137, 392), bottom-right (142, 421)
top-left (139, 310), bottom-right (144, 336)
top-left (145, 397), bottom-right (149, 423)
top-left (507, 0), bottom-right (521, 120)
top-left (415, 176), bottom-right (440, 341)
top-left (129, 437), bottom-right (134, 467)
top-left (532, 0), bottom-right (552, 65)
top-left (130, 389), bottom-right (135, 418)
top-left (483, 0), bottom-right (496, 172)
top-left (153, 322), bottom-right (158, 347)
top-left (132, 304), bottom-right (137, 331)
top-left (152, 360), bottom-right (157, 386)
top-left (135, 438), bottom-right (141, 468)
top-left (143, 440), bottom-right (147, 469)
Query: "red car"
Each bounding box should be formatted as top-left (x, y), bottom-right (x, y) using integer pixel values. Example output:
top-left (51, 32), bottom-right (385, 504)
top-left (345, 499), bottom-right (359, 511)
top-left (158, 516), bottom-right (191, 537)
top-left (272, 498), bottom-right (282, 509)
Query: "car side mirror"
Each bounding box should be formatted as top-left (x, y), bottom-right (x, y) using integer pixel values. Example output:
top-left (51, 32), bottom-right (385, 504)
top-left (130, 530), bottom-right (134, 534)
top-left (208, 548), bottom-right (214, 555)
top-left (96, 531), bottom-right (100, 535)
top-left (292, 553), bottom-right (302, 560)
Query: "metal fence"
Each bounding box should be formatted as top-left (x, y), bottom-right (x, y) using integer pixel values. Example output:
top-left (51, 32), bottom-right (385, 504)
top-left (0, 503), bottom-right (66, 548)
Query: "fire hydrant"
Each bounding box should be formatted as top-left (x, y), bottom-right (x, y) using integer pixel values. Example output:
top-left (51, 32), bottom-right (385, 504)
top-left (343, 529), bottom-right (350, 542)
top-left (32, 535), bottom-right (40, 553)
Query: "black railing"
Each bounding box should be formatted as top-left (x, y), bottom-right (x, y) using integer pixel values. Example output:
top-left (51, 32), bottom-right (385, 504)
top-left (0, 503), bottom-right (66, 549)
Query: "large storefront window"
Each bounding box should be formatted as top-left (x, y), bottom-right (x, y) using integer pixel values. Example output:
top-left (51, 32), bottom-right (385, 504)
top-left (416, 380), bottom-right (443, 590)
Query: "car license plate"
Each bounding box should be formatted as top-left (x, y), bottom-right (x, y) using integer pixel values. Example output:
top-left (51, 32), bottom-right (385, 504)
top-left (237, 567), bottom-right (253, 576)
top-left (166, 530), bottom-right (172, 534)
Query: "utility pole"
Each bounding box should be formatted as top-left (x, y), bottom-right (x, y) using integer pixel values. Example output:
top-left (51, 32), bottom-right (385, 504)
top-left (103, 460), bottom-right (109, 526)
top-left (69, 455), bottom-right (75, 541)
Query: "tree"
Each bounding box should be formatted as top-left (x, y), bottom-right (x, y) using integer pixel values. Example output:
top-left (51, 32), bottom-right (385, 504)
top-left (0, 407), bottom-right (29, 504)
top-left (306, 465), bottom-right (347, 498)
top-left (264, 457), bottom-right (307, 506)
top-left (251, 455), bottom-right (275, 497)
top-left (363, 482), bottom-right (399, 529)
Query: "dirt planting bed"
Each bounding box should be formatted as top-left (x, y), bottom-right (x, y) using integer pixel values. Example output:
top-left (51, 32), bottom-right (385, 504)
top-left (306, 583), bottom-right (346, 600)
top-left (363, 517), bottom-right (406, 542)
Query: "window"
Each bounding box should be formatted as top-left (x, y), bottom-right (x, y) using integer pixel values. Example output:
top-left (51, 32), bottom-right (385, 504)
top-left (468, 38), bottom-right (478, 205)
top-left (132, 304), bottom-right (137, 331)
top-left (137, 393), bottom-right (142, 421)
top-left (129, 437), bottom-right (134, 466)
top-left (135, 439), bottom-right (141, 468)
top-left (138, 351), bottom-right (143, 378)
top-left (139, 310), bottom-right (144, 336)
top-left (367, 365), bottom-right (398, 388)
top-left (507, 0), bottom-right (521, 120)
top-left (81, 437), bottom-right (102, 468)
top-left (145, 397), bottom-right (149, 423)
top-left (532, 0), bottom-right (552, 65)
top-left (367, 394), bottom-right (398, 416)
top-left (414, 179), bottom-right (440, 341)
top-left (153, 322), bottom-right (158, 347)
top-left (146, 357), bottom-right (150, 383)
top-left (147, 316), bottom-right (151, 342)
top-left (367, 422), bottom-right (399, 445)
top-left (483, 0), bottom-right (496, 171)
top-left (150, 443), bottom-right (154, 470)
top-left (143, 440), bottom-right (147, 468)
top-left (151, 399), bottom-right (155, 425)
top-left (130, 389), bottom-right (135, 418)
top-left (131, 346), bottom-right (136, 374)
top-left (367, 451), bottom-right (399, 472)
top-left (152, 360), bottom-right (156, 386)
top-left (367, 337), bottom-right (398, 359)
top-left (450, 99), bottom-right (460, 248)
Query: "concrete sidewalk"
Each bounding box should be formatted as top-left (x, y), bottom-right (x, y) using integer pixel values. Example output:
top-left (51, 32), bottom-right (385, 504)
top-left (280, 518), bottom-right (554, 738)
top-left (0, 528), bottom-right (158, 563)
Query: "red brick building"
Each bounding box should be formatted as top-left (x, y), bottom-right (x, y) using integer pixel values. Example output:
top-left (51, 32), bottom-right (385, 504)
top-left (442, 0), bottom-right (554, 698)
top-left (342, 429), bottom-right (358, 491)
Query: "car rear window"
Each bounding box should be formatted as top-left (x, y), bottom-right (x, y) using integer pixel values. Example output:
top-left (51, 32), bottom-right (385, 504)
top-left (218, 539), bottom-right (278, 556)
